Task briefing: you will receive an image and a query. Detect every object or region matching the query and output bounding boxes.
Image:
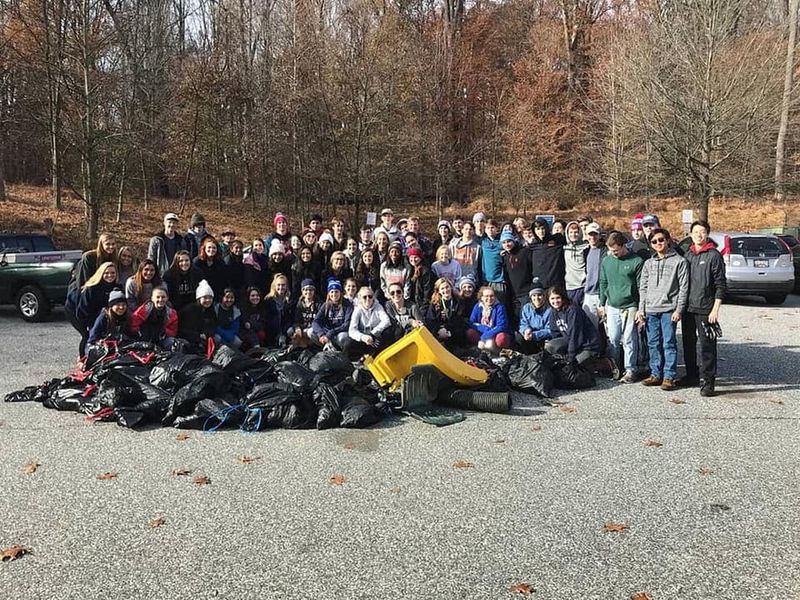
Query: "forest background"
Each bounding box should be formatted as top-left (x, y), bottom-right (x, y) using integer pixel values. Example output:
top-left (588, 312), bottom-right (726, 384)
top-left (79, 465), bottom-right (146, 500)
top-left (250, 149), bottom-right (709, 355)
top-left (1, 0), bottom-right (799, 249)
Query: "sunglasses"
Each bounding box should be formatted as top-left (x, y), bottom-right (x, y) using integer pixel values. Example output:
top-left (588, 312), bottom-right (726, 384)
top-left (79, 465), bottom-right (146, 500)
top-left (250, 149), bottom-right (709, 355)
top-left (389, 290), bottom-right (403, 296)
top-left (361, 294), bottom-right (374, 299)
top-left (651, 237), bottom-right (667, 244)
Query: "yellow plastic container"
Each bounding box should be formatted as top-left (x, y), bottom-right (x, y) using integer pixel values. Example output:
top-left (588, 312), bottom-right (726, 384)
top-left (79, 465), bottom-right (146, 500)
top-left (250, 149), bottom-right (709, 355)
top-left (364, 327), bottom-right (488, 390)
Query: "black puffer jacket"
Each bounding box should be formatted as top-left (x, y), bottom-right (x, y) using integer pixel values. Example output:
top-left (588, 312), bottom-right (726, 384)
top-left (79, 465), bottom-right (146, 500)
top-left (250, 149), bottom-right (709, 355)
top-left (684, 242), bottom-right (726, 314)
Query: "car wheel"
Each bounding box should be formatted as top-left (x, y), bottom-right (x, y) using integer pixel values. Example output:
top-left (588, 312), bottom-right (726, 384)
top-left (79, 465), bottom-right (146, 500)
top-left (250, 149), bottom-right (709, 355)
top-left (16, 285), bottom-right (51, 322)
top-left (764, 294), bottom-right (787, 306)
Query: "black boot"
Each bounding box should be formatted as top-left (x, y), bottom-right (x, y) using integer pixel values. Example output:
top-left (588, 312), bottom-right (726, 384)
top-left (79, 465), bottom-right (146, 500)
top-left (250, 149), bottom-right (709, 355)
top-left (700, 378), bottom-right (716, 397)
top-left (676, 375), bottom-right (700, 388)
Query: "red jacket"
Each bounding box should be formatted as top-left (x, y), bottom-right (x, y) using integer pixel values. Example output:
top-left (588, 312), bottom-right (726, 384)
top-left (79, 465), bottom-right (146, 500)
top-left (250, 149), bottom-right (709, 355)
top-left (131, 302), bottom-right (179, 339)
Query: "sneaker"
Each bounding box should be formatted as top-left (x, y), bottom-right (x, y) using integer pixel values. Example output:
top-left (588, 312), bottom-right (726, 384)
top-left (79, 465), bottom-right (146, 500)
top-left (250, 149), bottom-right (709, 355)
top-left (700, 380), bottom-right (716, 397)
top-left (607, 357), bottom-right (621, 380)
top-left (676, 375), bottom-right (700, 388)
top-left (622, 370), bottom-right (637, 384)
top-left (660, 378), bottom-right (676, 391)
top-left (641, 375), bottom-right (662, 386)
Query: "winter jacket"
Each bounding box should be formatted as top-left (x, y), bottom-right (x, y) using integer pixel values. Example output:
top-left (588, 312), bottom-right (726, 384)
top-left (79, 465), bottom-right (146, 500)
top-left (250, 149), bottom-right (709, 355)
top-left (349, 303), bottom-right (391, 343)
top-left (163, 267), bottom-right (203, 312)
top-left (312, 300), bottom-right (354, 338)
top-left (321, 267), bottom-right (354, 291)
top-left (88, 311), bottom-right (131, 344)
top-left (76, 282), bottom-right (117, 329)
top-left (380, 261), bottom-right (411, 299)
top-left (408, 266), bottom-right (435, 309)
top-left (177, 303), bottom-right (217, 345)
top-left (468, 302), bottom-right (510, 341)
top-left (519, 304), bottom-right (553, 340)
top-left (214, 303), bottom-right (241, 344)
top-left (373, 224), bottom-right (400, 244)
top-left (131, 302), bottom-right (179, 342)
top-left (480, 236), bottom-right (503, 284)
top-left (125, 279), bottom-right (155, 313)
top-left (293, 300), bottom-right (319, 330)
top-left (530, 230), bottom-right (566, 290)
top-left (425, 297), bottom-right (467, 339)
top-left (584, 245), bottom-right (607, 295)
top-left (450, 237), bottom-right (482, 282)
top-left (684, 242), bottom-right (726, 314)
top-left (503, 243), bottom-right (532, 299)
top-left (148, 232), bottom-right (187, 275)
top-left (457, 295), bottom-right (478, 322)
top-left (550, 304), bottom-right (601, 362)
top-left (263, 297), bottom-right (293, 343)
top-left (599, 251), bottom-right (644, 309)
top-left (627, 238), bottom-right (654, 261)
top-left (240, 303), bottom-right (267, 342)
top-left (243, 253), bottom-right (270, 296)
top-left (184, 230), bottom-right (210, 260)
top-left (385, 301), bottom-right (423, 333)
top-left (192, 257), bottom-right (229, 298)
top-left (564, 232), bottom-right (588, 291)
top-left (638, 250), bottom-right (689, 314)
top-left (431, 260), bottom-right (462, 286)
top-left (224, 254), bottom-right (245, 296)
top-left (266, 259), bottom-right (292, 294)
top-left (292, 262), bottom-right (322, 298)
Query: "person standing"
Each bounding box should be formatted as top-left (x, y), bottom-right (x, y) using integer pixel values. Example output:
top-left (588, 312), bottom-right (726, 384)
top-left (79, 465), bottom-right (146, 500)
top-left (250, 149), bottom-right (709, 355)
top-left (564, 221), bottom-right (588, 305)
top-left (149, 213), bottom-right (187, 281)
top-left (679, 220), bottom-right (726, 396)
top-left (635, 228), bottom-right (689, 391)
top-left (480, 219), bottom-right (504, 302)
top-left (582, 223), bottom-right (606, 330)
top-left (184, 213), bottom-right (209, 260)
top-left (599, 232), bottom-right (644, 383)
top-left (373, 208), bottom-right (400, 244)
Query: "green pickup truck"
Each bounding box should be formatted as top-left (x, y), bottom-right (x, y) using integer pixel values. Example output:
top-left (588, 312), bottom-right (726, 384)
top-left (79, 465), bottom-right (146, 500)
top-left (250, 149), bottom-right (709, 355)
top-left (0, 234), bottom-right (83, 322)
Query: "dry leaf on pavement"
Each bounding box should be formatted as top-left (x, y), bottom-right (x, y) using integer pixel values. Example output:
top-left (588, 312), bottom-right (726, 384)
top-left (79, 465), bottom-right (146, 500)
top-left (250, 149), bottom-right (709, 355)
top-left (510, 583), bottom-right (535, 594)
top-left (669, 397), bottom-right (686, 405)
top-left (176, 432), bottom-right (190, 441)
top-left (329, 474), bottom-right (346, 485)
top-left (603, 522), bottom-right (628, 532)
top-left (192, 475), bottom-right (211, 485)
top-left (769, 399), bottom-right (784, 406)
top-left (560, 405), bottom-right (577, 413)
top-left (532, 424), bottom-right (543, 432)
top-left (97, 472), bottom-right (118, 480)
top-left (237, 455), bottom-right (260, 464)
top-left (1, 545), bottom-right (31, 562)
top-left (171, 468), bottom-right (192, 477)
top-left (453, 460), bottom-right (474, 469)
top-left (149, 517), bottom-right (166, 528)
top-left (698, 467), bottom-right (713, 476)
top-left (389, 486), bottom-right (401, 493)
top-left (645, 439), bottom-right (663, 448)
top-left (494, 439), bottom-right (506, 444)
top-left (23, 462), bottom-right (40, 475)
top-left (630, 594), bottom-right (653, 600)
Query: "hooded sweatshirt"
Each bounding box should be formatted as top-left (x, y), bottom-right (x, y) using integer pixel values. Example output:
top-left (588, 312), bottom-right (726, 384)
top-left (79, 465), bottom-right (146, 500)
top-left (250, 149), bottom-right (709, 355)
top-left (638, 249), bottom-right (689, 314)
top-left (450, 237), bottom-right (482, 281)
top-left (519, 303), bottom-right (552, 340)
top-left (214, 303), bottom-right (241, 343)
top-left (349, 302), bottom-right (392, 342)
top-left (502, 242), bottom-right (532, 298)
top-left (684, 241), bottom-right (726, 314)
top-left (312, 300), bottom-right (354, 338)
top-left (480, 235), bottom-right (503, 284)
top-left (550, 303), bottom-right (601, 362)
top-left (563, 221), bottom-right (588, 291)
top-left (530, 219), bottom-right (566, 290)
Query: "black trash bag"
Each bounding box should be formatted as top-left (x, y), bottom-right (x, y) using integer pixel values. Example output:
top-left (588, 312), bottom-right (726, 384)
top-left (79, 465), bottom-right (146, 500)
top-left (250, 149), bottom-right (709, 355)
top-left (5, 384), bottom-right (44, 403)
top-left (553, 359), bottom-right (595, 390)
top-left (313, 383), bottom-right (342, 430)
top-left (42, 387), bottom-right (87, 411)
top-left (243, 382), bottom-right (316, 430)
top-left (149, 353), bottom-right (208, 390)
top-left (114, 408), bottom-right (146, 429)
top-left (273, 361), bottom-right (318, 392)
top-left (85, 341), bottom-right (119, 369)
top-left (162, 369), bottom-right (231, 426)
top-left (250, 346), bottom-right (303, 366)
top-left (32, 379), bottom-right (62, 403)
top-left (95, 369), bottom-right (170, 412)
top-left (502, 354), bottom-right (555, 398)
top-left (350, 366), bottom-right (381, 403)
top-left (212, 345), bottom-right (263, 373)
top-left (173, 396), bottom-right (245, 430)
top-left (307, 351), bottom-right (354, 385)
top-left (340, 394), bottom-right (382, 428)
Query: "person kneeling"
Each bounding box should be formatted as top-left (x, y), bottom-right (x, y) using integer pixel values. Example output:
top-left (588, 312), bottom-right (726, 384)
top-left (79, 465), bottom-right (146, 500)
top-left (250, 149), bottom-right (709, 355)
top-left (130, 286), bottom-right (178, 350)
top-left (467, 286), bottom-right (512, 354)
top-left (88, 289), bottom-right (132, 345)
top-left (289, 279), bottom-right (319, 348)
top-left (516, 284), bottom-right (552, 354)
top-left (544, 286), bottom-right (603, 371)
top-left (214, 288), bottom-right (242, 349)
top-left (178, 280), bottom-right (218, 354)
top-left (344, 286), bottom-right (392, 359)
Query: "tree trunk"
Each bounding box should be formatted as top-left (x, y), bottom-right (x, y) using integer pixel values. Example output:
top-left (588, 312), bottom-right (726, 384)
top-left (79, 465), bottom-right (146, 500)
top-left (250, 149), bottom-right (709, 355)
top-left (775, 0), bottom-right (799, 201)
top-left (0, 151), bottom-right (6, 201)
top-left (116, 160), bottom-right (127, 223)
top-left (140, 151), bottom-right (149, 212)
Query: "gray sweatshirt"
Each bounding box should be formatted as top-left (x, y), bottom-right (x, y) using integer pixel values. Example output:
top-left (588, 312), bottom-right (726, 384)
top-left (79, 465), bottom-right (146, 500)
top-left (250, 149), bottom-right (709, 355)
top-left (564, 239), bottom-right (588, 291)
top-left (349, 302), bottom-right (391, 343)
top-left (638, 250), bottom-right (689, 314)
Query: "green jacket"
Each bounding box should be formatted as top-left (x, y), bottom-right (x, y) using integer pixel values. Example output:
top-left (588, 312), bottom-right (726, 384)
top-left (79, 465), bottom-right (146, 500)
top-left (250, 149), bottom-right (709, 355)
top-left (599, 251), bottom-right (644, 309)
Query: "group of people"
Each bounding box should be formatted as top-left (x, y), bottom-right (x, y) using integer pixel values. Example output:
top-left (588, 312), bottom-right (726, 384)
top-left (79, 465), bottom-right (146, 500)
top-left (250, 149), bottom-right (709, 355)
top-left (63, 208), bottom-right (725, 396)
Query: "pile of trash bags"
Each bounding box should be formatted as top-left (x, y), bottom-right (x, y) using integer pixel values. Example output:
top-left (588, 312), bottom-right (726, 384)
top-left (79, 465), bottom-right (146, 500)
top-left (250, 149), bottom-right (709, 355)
top-left (4, 339), bottom-right (595, 432)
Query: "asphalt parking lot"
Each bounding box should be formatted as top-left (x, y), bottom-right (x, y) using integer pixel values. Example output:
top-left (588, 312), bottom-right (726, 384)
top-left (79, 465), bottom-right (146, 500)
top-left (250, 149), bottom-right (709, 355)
top-left (1, 297), bottom-right (799, 600)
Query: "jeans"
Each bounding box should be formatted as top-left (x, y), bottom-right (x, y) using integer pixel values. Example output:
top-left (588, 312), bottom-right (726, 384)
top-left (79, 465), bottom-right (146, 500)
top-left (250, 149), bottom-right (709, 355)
top-left (646, 312), bottom-right (678, 380)
top-left (606, 305), bottom-right (638, 372)
top-left (682, 311), bottom-right (717, 381)
top-left (582, 293), bottom-right (601, 331)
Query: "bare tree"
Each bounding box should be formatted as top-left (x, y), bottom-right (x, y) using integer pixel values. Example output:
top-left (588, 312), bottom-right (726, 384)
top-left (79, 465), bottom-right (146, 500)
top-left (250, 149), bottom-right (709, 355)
top-left (775, 0), bottom-right (799, 201)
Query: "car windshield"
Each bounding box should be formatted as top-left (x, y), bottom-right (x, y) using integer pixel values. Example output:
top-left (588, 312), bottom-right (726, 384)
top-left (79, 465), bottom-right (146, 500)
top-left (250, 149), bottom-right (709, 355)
top-left (731, 237), bottom-right (785, 258)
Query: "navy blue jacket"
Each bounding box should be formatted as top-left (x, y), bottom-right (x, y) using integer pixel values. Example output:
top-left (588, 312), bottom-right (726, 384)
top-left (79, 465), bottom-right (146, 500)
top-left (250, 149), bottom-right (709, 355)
top-left (549, 304), bottom-right (600, 362)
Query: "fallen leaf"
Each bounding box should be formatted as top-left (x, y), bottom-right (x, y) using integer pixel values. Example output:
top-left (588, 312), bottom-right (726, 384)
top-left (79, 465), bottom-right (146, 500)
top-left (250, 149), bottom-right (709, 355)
top-left (453, 460), bottom-right (474, 469)
top-left (389, 486), bottom-right (401, 494)
top-left (171, 468), bottom-right (192, 477)
top-left (559, 405), bottom-right (577, 413)
top-left (494, 439), bottom-right (506, 444)
top-left (1, 545), bottom-right (31, 562)
top-left (343, 442), bottom-right (356, 450)
top-left (669, 397), bottom-right (686, 405)
top-left (698, 467), bottom-right (713, 476)
top-left (645, 439), bottom-right (663, 448)
top-left (176, 432), bottom-right (191, 441)
top-left (192, 475), bottom-right (211, 485)
top-left (710, 503), bottom-right (731, 512)
top-left (329, 474), bottom-right (346, 485)
top-left (510, 583), bottom-right (535, 595)
top-left (149, 517), bottom-right (166, 528)
top-left (96, 472), bottom-right (118, 480)
top-left (532, 424), bottom-right (543, 432)
top-left (550, 400), bottom-right (566, 406)
top-left (604, 522), bottom-right (628, 533)
top-left (237, 455), bottom-right (261, 464)
top-left (630, 594), bottom-right (653, 600)
top-left (769, 399), bottom-right (784, 406)
top-left (23, 462), bottom-right (40, 475)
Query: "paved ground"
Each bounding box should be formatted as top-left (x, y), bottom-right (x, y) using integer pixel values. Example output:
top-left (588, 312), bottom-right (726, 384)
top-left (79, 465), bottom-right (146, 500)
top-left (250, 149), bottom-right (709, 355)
top-left (1, 296), bottom-right (799, 600)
